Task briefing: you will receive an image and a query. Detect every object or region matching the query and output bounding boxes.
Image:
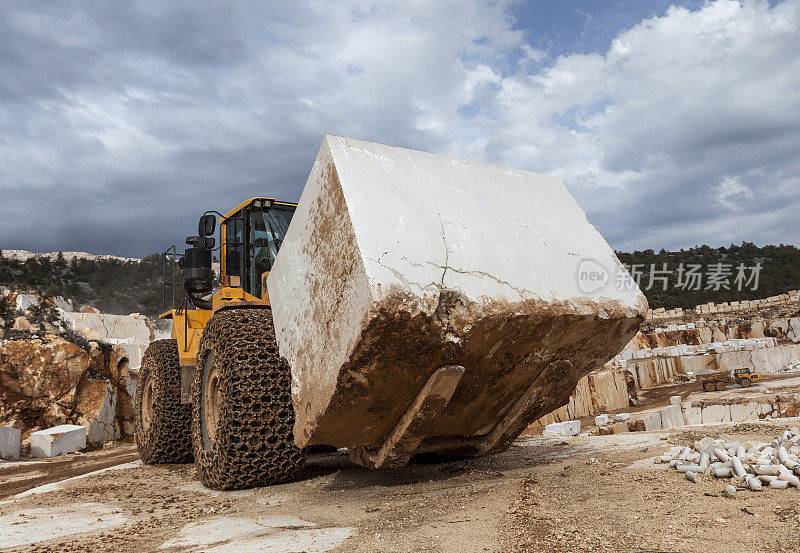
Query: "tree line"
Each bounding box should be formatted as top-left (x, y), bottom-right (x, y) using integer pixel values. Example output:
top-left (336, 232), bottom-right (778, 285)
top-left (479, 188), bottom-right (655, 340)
top-left (1, 242), bottom-right (799, 315)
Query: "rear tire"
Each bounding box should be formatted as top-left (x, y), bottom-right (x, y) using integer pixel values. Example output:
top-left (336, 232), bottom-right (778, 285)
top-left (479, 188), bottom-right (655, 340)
top-left (715, 381), bottom-right (727, 391)
top-left (739, 378), bottom-right (752, 388)
top-left (702, 382), bottom-right (714, 392)
top-left (192, 308), bottom-right (305, 490)
top-left (135, 339), bottom-right (193, 464)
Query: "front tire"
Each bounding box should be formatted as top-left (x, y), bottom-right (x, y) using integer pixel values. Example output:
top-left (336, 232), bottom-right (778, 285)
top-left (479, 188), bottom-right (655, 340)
top-left (739, 378), bottom-right (752, 388)
top-left (192, 308), bottom-right (305, 490)
top-left (135, 339), bottom-right (193, 464)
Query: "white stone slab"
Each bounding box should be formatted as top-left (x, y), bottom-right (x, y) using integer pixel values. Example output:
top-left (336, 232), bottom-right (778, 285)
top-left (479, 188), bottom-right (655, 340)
top-left (682, 402), bottom-right (702, 425)
top-left (543, 420), bottom-right (581, 437)
top-left (701, 404), bottom-right (731, 425)
top-left (561, 420), bottom-right (581, 436)
top-left (267, 135), bottom-right (646, 450)
top-left (0, 426), bottom-right (21, 460)
top-left (669, 395), bottom-right (682, 405)
top-left (729, 403), bottom-right (761, 422)
top-left (0, 503), bottom-right (126, 548)
top-left (543, 422), bottom-right (564, 436)
top-left (159, 516), bottom-right (353, 553)
top-left (642, 412), bottom-right (662, 431)
top-left (30, 425), bottom-right (86, 457)
top-left (614, 413), bottom-right (631, 421)
top-left (659, 405), bottom-right (684, 429)
top-left (594, 414), bottom-right (610, 426)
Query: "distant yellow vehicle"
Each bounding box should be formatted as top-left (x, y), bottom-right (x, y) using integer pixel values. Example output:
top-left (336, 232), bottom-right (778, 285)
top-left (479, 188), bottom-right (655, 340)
top-left (698, 367), bottom-right (763, 391)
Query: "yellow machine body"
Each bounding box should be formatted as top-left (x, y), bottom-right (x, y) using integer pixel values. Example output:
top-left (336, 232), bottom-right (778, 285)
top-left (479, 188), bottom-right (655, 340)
top-left (160, 197), bottom-right (297, 366)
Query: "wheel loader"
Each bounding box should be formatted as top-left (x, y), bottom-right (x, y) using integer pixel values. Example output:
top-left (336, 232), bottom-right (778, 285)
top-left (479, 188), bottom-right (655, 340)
top-left (135, 136), bottom-right (647, 490)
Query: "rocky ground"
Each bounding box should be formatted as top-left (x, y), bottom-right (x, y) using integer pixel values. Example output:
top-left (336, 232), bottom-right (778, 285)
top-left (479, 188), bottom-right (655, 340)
top-left (2, 417), bottom-right (799, 553)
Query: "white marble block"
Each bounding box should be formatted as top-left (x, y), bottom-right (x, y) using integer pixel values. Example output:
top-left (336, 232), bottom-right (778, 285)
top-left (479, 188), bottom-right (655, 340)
top-left (267, 135), bottom-right (646, 455)
top-left (0, 426), bottom-right (21, 460)
top-left (30, 425), bottom-right (87, 457)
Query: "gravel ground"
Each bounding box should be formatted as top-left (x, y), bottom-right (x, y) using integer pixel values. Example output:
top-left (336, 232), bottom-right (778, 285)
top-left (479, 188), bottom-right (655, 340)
top-left (1, 421), bottom-right (799, 552)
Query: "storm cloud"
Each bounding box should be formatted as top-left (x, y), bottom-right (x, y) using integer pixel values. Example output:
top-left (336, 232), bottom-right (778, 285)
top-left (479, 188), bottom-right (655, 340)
top-left (1, 0), bottom-right (798, 256)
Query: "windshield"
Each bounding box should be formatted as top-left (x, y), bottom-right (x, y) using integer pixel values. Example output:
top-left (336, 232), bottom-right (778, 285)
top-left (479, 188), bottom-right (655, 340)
top-left (248, 205), bottom-right (294, 297)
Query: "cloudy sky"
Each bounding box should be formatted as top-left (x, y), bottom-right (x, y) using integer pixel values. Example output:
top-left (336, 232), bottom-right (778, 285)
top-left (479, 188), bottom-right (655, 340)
top-left (1, 0), bottom-right (799, 257)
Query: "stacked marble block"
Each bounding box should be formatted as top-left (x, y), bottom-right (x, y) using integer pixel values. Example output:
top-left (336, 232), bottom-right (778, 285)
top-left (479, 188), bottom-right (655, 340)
top-left (615, 338), bottom-right (778, 363)
top-left (647, 290), bottom-right (800, 321)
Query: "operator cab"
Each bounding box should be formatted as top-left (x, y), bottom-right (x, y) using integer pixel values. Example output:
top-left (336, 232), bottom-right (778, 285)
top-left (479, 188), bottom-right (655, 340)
top-left (180, 198), bottom-right (296, 309)
top-left (221, 198), bottom-right (295, 299)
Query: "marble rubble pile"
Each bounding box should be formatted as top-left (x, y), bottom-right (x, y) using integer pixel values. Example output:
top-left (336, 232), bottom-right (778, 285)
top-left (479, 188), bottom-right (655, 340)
top-left (664, 429), bottom-right (800, 491)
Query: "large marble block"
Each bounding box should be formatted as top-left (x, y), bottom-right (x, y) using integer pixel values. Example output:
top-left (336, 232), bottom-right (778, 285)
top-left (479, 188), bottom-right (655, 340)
top-left (268, 136), bottom-right (646, 460)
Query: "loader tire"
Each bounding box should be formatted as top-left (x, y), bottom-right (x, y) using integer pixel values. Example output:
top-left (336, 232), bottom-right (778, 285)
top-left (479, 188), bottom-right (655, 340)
top-left (135, 339), bottom-right (193, 464)
top-left (192, 308), bottom-right (304, 490)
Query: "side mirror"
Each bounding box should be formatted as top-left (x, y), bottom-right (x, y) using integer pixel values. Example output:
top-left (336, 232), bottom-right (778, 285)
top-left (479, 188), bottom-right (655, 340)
top-left (199, 214), bottom-right (216, 237)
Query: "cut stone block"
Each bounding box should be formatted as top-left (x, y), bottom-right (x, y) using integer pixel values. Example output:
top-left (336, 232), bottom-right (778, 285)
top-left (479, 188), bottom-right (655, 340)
top-left (612, 422), bottom-right (628, 434)
top-left (670, 395), bottom-right (682, 405)
top-left (659, 405), bottom-right (684, 429)
top-left (267, 136), bottom-right (646, 460)
top-left (614, 413), bottom-right (631, 421)
top-left (543, 422), bottom-right (565, 436)
top-left (0, 426), bottom-right (21, 460)
top-left (642, 411), bottom-right (662, 431)
top-left (701, 404), bottom-right (731, 425)
top-left (729, 402), bottom-right (760, 422)
top-left (682, 402), bottom-right (702, 425)
top-left (543, 420), bottom-right (581, 437)
top-left (561, 420), bottom-right (581, 436)
top-left (594, 414), bottom-right (610, 426)
top-left (30, 425), bottom-right (86, 458)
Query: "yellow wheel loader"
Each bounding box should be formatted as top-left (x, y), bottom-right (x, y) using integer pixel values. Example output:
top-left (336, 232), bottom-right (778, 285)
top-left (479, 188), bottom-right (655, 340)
top-left (136, 197), bottom-right (304, 489)
top-left (134, 136), bottom-right (647, 490)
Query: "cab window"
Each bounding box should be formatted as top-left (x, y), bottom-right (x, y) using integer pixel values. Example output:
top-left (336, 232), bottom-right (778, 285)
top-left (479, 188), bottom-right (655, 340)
top-left (223, 212), bottom-right (244, 283)
top-left (247, 205), bottom-right (294, 297)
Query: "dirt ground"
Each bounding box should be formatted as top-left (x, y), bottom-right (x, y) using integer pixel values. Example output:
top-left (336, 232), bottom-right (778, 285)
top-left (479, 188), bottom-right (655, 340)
top-left (2, 417), bottom-right (800, 553)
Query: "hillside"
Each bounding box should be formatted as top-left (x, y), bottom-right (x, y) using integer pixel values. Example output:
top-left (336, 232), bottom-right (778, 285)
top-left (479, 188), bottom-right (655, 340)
top-left (2, 242), bottom-right (799, 315)
top-left (0, 250), bottom-right (166, 316)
